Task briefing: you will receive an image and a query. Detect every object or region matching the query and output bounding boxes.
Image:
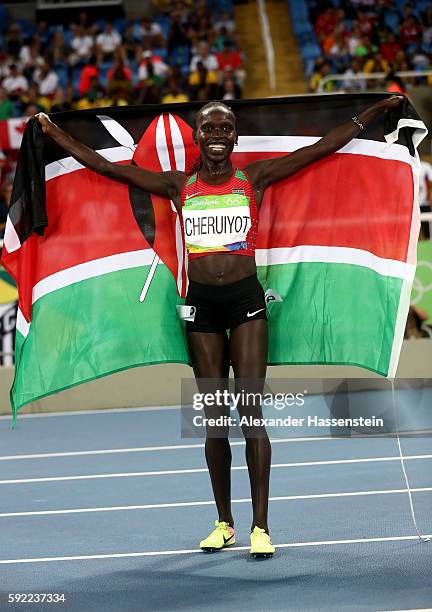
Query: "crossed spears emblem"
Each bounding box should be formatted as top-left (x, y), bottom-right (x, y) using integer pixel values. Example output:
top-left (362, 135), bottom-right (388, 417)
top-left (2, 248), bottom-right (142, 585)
top-left (97, 115), bottom-right (168, 303)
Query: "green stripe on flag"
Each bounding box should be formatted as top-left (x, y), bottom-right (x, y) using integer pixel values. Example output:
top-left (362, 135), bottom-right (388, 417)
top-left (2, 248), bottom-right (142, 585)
top-left (259, 262), bottom-right (402, 376)
top-left (11, 259), bottom-right (403, 414)
top-left (11, 264), bottom-right (189, 413)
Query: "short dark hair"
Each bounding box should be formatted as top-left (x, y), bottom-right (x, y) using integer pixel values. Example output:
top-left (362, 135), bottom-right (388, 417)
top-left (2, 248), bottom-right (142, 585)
top-left (194, 100), bottom-right (236, 132)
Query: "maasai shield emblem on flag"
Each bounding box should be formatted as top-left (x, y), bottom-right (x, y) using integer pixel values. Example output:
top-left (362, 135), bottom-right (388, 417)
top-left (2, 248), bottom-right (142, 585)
top-left (1, 94), bottom-right (427, 420)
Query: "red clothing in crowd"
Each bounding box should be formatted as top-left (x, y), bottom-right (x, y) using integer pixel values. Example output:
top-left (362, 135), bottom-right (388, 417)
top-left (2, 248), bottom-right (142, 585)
top-left (399, 20), bottom-right (422, 46)
top-left (216, 50), bottom-right (242, 71)
top-left (107, 66), bottom-right (132, 81)
top-left (380, 41), bottom-right (402, 62)
top-left (78, 64), bottom-right (99, 96)
top-left (315, 11), bottom-right (338, 37)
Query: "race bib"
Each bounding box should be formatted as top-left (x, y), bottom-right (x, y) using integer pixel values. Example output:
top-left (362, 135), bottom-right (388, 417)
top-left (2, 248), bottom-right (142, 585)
top-left (182, 194), bottom-right (251, 253)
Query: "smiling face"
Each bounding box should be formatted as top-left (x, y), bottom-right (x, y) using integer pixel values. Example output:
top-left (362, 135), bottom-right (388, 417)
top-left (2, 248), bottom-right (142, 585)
top-left (194, 105), bottom-right (237, 163)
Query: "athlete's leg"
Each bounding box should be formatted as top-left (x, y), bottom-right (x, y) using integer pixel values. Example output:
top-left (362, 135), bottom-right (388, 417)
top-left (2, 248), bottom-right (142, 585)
top-left (187, 331), bottom-right (234, 526)
top-left (229, 319), bottom-right (271, 532)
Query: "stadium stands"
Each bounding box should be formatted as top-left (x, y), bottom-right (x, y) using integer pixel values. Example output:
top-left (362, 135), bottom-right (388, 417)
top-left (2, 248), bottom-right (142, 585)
top-left (288, 0), bottom-right (432, 93)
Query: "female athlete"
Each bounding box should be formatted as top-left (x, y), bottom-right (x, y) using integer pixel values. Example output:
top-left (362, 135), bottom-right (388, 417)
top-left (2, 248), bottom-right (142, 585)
top-left (37, 95), bottom-right (402, 558)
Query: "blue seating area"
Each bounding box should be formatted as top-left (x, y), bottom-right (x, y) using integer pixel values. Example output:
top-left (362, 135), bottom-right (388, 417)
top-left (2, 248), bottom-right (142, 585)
top-left (286, 0), bottom-right (321, 79)
top-left (287, 0), bottom-right (432, 85)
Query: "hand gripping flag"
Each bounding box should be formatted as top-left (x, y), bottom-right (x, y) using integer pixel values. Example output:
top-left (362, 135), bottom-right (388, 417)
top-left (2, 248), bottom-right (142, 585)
top-left (1, 94), bottom-right (427, 421)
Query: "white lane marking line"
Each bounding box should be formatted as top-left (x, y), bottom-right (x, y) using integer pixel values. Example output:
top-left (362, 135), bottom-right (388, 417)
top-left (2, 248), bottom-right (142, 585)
top-left (1, 455), bottom-right (431, 485)
top-left (0, 534), bottom-right (430, 564)
top-left (0, 488), bottom-right (431, 518)
top-left (0, 437), bottom-right (343, 461)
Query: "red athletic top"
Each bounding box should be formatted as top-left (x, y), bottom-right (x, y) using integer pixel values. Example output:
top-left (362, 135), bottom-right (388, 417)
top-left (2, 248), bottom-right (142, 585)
top-left (179, 168), bottom-right (259, 261)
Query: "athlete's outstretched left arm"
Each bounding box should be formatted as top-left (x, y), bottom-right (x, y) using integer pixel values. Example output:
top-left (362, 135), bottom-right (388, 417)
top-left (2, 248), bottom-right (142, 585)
top-left (245, 96), bottom-right (403, 193)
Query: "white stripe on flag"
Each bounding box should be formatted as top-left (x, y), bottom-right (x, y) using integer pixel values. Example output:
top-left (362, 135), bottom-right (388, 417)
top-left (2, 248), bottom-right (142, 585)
top-left (32, 249), bottom-right (157, 305)
top-left (3, 215), bottom-right (21, 253)
top-left (30, 246), bottom-right (414, 306)
top-left (45, 146), bottom-right (133, 181)
top-left (16, 307), bottom-right (30, 339)
top-left (255, 246), bottom-right (416, 281)
top-left (168, 114), bottom-right (185, 171)
top-left (155, 115), bottom-right (171, 172)
top-left (44, 137), bottom-right (417, 183)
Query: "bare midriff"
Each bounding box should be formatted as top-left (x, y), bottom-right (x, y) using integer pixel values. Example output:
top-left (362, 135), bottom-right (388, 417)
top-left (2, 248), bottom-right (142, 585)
top-left (187, 252), bottom-right (256, 285)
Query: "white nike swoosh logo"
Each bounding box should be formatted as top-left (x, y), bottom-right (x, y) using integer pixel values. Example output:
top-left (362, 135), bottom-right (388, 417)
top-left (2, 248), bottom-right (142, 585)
top-left (185, 192), bottom-right (203, 199)
top-left (247, 308), bottom-right (265, 317)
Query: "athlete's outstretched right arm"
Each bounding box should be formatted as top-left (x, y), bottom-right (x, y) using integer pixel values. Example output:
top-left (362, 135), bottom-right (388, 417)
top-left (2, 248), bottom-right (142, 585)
top-left (36, 113), bottom-right (184, 200)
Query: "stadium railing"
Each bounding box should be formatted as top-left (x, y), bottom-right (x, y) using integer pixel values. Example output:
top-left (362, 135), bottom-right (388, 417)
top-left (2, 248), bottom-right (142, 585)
top-left (317, 70), bottom-right (432, 93)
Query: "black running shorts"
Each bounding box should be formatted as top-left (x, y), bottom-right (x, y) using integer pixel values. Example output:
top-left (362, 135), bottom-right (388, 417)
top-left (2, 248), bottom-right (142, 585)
top-left (184, 274), bottom-right (267, 333)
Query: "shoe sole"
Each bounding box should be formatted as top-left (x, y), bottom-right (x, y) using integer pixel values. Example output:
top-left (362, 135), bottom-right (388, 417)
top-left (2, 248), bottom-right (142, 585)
top-left (251, 551), bottom-right (274, 558)
top-left (200, 540), bottom-right (235, 553)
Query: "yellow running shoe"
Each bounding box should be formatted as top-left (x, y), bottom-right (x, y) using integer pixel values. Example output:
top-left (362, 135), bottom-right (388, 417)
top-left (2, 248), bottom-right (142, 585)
top-left (250, 526), bottom-right (275, 558)
top-left (200, 520), bottom-right (235, 552)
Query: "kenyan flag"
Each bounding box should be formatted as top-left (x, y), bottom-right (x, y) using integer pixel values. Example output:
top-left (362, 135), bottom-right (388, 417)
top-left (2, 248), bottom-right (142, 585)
top-left (1, 95), bottom-right (427, 419)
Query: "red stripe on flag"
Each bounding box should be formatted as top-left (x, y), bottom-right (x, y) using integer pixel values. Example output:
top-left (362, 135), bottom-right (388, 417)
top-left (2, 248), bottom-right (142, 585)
top-left (163, 113), bottom-right (177, 171)
top-left (233, 151), bottom-right (414, 262)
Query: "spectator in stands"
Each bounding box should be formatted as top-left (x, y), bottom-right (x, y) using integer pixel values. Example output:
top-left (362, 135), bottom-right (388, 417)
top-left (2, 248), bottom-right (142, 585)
top-left (353, 36), bottom-right (378, 58)
top-left (0, 52), bottom-right (10, 81)
top-left (399, 15), bottom-right (423, 47)
top-left (2, 65), bottom-right (29, 98)
top-left (167, 10), bottom-right (191, 54)
top-left (70, 26), bottom-right (94, 66)
top-left (220, 76), bottom-right (240, 100)
top-left (404, 305), bottom-right (431, 339)
top-left (214, 26), bottom-right (235, 52)
top-left (385, 71), bottom-right (408, 95)
top-left (189, 14), bottom-right (216, 49)
top-left (343, 57), bottom-right (366, 91)
top-left (33, 63), bottom-right (59, 97)
top-left (315, 7), bottom-right (338, 39)
top-left (188, 60), bottom-right (218, 101)
top-left (122, 24), bottom-right (139, 62)
top-left (380, 31), bottom-right (402, 63)
top-left (78, 55), bottom-right (99, 96)
top-left (96, 22), bottom-right (121, 62)
top-left (422, 8), bottom-right (432, 48)
top-left (363, 53), bottom-right (389, 79)
top-left (162, 76), bottom-right (189, 103)
top-left (215, 10), bottom-right (236, 35)
top-left (107, 59), bottom-right (132, 99)
top-left (51, 86), bottom-right (74, 113)
top-left (21, 82), bottom-right (51, 112)
top-left (51, 31), bottom-right (70, 66)
top-left (346, 23), bottom-right (363, 56)
top-left (35, 21), bottom-right (50, 51)
top-left (216, 41), bottom-right (244, 86)
top-left (135, 16), bottom-right (165, 48)
top-left (23, 103), bottom-right (40, 117)
top-left (0, 86), bottom-right (15, 119)
top-left (324, 32), bottom-right (350, 72)
top-left (19, 37), bottom-right (44, 79)
top-left (309, 60), bottom-right (335, 92)
top-left (5, 25), bottom-right (22, 60)
top-left (76, 76), bottom-right (110, 109)
top-left (190, 42), bottom-right (218, 73)
top-left (138, 50), bottom-right (169, 84)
